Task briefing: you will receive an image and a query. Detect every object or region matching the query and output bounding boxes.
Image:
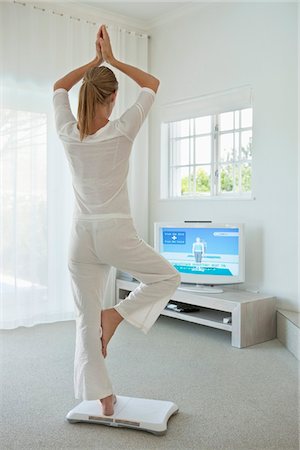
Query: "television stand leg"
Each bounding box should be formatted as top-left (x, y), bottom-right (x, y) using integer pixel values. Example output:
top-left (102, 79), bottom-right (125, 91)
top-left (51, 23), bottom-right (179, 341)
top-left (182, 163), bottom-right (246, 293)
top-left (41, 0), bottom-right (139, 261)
top-left (231, 305), bottom-right (242, 348)
top-left (231, 299), bottom-right (276, 348)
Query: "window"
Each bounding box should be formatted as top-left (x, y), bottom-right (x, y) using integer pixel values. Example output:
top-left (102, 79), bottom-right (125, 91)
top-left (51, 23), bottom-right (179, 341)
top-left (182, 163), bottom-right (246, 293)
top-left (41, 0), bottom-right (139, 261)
top-left (0, 108), bottom-right (48, 302)
top-left (166, 107), bottom-right (253, 198)
top-left (160, 85), bottom-right (253, 200)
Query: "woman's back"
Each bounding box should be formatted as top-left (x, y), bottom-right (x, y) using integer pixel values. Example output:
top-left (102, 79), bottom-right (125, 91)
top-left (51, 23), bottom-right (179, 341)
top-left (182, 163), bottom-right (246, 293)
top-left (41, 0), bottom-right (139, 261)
top-left (53, 86), bottom-right (156, 217)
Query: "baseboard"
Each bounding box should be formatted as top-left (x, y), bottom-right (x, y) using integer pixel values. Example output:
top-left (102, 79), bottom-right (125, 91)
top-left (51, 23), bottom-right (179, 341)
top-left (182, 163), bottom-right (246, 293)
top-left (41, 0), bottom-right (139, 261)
top-left (277, 309), bottom-right (300, 361)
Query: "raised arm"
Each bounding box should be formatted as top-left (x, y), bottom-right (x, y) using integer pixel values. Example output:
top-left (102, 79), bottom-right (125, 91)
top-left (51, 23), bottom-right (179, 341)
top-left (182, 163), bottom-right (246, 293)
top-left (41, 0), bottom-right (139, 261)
top-left (99, 25), bottom-right (160, 93)
top-left (53, 26), bottom-right (104, 91)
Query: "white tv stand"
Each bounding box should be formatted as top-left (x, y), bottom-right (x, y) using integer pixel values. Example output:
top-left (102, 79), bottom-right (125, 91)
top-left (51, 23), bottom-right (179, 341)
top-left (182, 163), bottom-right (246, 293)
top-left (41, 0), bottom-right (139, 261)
top-left (115, 278), bottom-right (276, 348)
top-left (178, 283), bottom-right (224, 294)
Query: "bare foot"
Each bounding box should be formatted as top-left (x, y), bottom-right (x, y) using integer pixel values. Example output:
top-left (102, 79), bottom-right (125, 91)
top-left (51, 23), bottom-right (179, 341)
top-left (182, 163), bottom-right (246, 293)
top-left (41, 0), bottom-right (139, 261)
top-left (99, 393), bottom-right (117, 416)
top-left (100, 308), bottom-right (124, 358)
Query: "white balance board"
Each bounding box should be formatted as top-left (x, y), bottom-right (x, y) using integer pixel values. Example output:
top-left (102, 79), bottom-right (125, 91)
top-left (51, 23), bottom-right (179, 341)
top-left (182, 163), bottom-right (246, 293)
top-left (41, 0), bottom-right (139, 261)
top-left (66, 395), bottom-right (179, 435)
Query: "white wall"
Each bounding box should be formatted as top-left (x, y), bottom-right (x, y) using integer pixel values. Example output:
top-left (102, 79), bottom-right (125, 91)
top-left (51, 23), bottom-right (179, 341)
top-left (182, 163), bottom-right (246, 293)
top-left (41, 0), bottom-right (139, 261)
top-left (148, 3), bottom-right (299, 311)
top-left (298, 2), bottom-right (300, 316)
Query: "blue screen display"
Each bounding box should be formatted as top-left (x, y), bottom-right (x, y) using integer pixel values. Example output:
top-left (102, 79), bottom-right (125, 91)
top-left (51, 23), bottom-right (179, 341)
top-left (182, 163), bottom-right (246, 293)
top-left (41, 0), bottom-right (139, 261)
top-left (160, 227), bottom-right (240, 277)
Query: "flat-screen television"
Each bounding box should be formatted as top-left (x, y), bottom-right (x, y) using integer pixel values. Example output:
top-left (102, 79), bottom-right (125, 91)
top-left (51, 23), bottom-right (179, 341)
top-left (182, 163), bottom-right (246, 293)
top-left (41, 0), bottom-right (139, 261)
top-left (154, 222), bottom-right (245, 293)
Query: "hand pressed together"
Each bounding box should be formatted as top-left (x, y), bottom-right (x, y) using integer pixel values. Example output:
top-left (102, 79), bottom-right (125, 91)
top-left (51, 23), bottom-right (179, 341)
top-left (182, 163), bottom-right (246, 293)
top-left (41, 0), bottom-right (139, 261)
top-left (98, 24), bottom-right (115, 64)
top-left (95, 26), bottom-right (104, 64)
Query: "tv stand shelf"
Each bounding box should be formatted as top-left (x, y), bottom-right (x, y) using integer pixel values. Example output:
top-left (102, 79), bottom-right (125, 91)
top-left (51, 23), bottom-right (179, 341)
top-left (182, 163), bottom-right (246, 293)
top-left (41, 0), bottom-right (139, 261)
top-left (115, 279), bottom-right (276, 348)
top-left (162, 306), bottom-right (232, 332)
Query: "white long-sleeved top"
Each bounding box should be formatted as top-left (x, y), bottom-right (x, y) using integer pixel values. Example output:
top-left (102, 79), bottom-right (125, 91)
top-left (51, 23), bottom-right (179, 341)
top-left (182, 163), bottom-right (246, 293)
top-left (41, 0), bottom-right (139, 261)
top-left (52, 86), bottom-right (156, 218)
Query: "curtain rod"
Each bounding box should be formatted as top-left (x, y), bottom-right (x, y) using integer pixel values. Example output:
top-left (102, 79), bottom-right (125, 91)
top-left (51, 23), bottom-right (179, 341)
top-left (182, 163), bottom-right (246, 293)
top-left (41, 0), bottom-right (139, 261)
top-left (12, 0), bottom-right (150, 39)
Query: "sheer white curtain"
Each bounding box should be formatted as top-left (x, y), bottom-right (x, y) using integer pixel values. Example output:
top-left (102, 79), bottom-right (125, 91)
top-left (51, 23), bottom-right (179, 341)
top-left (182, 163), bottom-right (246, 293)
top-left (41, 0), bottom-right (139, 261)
top-left (0, 1), bottom-right (149, 329)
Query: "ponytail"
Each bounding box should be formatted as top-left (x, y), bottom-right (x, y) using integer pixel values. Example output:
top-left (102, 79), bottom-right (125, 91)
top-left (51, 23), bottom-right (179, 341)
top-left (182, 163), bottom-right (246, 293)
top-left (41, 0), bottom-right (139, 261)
top-left (77, 66), bottom-right (118, 142)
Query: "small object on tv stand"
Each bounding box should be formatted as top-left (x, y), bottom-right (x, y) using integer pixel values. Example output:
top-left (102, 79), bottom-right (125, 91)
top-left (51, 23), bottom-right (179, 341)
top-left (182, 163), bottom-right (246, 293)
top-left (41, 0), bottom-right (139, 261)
top-left (222, 316), bottom-right (232, 324)
top-left (165, 302), bottom-right (200, 313)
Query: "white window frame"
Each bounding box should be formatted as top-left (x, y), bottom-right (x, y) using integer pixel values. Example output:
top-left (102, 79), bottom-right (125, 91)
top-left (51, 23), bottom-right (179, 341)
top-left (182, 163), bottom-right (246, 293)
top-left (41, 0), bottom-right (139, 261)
top-left (160, 85), bottom-right (254, 201)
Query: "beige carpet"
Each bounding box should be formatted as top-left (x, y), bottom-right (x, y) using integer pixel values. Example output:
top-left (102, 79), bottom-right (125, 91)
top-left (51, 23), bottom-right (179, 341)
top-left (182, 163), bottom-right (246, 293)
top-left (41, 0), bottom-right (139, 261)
top-left (1, 315), bottom-right (299, 450)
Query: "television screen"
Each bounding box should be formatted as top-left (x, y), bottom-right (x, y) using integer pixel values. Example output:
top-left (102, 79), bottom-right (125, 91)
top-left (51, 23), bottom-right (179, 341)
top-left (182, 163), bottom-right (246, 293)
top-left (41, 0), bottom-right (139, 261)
top-left (154, 223), bottom-right (245, 286)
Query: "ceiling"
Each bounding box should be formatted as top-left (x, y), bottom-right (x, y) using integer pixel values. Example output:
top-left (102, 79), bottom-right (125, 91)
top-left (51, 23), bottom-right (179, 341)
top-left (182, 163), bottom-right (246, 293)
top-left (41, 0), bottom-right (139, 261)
top-left (75, 2), bottom-right (195, 27)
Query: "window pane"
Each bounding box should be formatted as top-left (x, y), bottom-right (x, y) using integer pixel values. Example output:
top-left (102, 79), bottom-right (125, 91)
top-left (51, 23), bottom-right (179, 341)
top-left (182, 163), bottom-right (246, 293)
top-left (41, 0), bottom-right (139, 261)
top-left (1, 108), bottom-right (47, 290)
top-left (241, 162), bottom-right (252, 192)
top-left (195, 166), bottom-right (211, 194)
top-left (241, 130), bottom-right (252, 159)
top-left (195, 115), bottom-right (211, 135)
top-left (241, 108), bottom-right (252, 128)
top-left (219, 133), bottom-right (234, 162)
top-left (219, 111), bottom-right (234, 131)
top-left (219, 164), bottom-right (239, 193)
top-left (195, 136), bottom-right (211, 164)
top-left (171, 166), bottom-right (192, 196)
top-left (172, 138), bottom-right (190, 166)
top-left (234, 111), bottom-right (240, 129)
top-left (181, 167), bottom-right (193, 195)
top-left (171, 119), bottom-right (190, 138)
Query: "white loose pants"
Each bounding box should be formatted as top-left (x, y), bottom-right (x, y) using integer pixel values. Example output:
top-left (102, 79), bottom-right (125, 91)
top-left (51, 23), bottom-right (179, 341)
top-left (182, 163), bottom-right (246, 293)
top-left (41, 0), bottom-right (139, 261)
top-left (67, 215), bottom-right (181, 401)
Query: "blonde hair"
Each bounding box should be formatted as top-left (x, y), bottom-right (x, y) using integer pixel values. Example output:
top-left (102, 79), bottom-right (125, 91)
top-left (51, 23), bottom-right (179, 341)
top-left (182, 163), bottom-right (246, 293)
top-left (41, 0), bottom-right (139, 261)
top-left (77, 66), bottom-right (118, 141)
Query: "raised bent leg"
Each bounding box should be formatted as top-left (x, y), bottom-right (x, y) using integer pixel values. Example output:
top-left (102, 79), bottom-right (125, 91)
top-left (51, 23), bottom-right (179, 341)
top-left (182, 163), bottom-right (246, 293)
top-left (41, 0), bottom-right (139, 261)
top-left (114, 268), bottom-right (180, 335)
top-left (95, 219), bottom-right (181, 335)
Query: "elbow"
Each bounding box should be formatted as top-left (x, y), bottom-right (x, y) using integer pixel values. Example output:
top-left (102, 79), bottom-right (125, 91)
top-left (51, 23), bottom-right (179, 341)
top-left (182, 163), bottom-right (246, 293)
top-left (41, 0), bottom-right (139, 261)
top-left (144, 78), bottom-right (160, 93)
top-left (53, 81), bottom-right (69, 92)
top-left (140, 77), bottom-right (160, 93)
top-left (151, 78), bottom-right (160, 93)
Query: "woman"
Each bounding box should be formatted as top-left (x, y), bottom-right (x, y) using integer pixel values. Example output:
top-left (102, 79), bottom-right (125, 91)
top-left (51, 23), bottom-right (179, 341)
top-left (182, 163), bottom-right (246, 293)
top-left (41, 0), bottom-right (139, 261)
top-left (53, 24), bottom-right (181, 416)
